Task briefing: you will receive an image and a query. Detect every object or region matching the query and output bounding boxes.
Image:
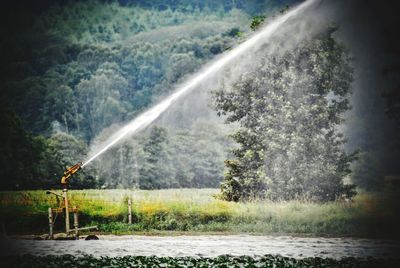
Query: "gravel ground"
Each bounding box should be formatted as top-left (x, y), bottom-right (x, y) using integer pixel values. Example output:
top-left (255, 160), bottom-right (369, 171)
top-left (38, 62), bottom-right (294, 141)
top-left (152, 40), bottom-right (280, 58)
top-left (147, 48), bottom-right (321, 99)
top-left (1, 235), bottom-right (399, 259)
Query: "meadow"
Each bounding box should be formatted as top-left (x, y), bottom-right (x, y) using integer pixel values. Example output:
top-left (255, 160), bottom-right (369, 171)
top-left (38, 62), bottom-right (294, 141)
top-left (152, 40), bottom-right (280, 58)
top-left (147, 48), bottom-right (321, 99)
top-left (0, 189), bottom-right (398, 238)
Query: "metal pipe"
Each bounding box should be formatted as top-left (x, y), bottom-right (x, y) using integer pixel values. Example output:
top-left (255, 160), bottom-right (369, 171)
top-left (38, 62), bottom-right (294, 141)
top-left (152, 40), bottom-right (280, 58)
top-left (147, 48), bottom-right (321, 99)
top-left (69, 226), bottom-right (98, 232)
top-left (73, 206), bottom-right (79, 240)
top-left (46, 190), bottom-right (64, 198)
top-left (48, 207), bottom-right (53, 239)
top-left (63, 188), bottom-right (70, 234)
top-left (128, 199), bottom-right (132, 224)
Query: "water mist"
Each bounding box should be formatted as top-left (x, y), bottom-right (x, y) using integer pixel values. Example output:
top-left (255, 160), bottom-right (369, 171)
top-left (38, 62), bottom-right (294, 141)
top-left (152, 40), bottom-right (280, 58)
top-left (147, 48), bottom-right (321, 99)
top-left (82, 0), bottom-right (318, 167)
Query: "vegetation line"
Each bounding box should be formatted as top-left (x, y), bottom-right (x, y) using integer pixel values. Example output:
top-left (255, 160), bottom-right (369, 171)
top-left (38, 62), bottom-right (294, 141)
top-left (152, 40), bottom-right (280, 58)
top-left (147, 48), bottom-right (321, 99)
top-left (1, 189), bottom-right (399, 239)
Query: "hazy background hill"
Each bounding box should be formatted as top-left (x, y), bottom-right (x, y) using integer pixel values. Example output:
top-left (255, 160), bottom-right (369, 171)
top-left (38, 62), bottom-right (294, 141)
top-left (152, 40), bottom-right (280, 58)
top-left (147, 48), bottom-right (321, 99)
top-left (0, 0), bottom-right (300, 189)
top-left (0, 0), bottom-right (398, 193)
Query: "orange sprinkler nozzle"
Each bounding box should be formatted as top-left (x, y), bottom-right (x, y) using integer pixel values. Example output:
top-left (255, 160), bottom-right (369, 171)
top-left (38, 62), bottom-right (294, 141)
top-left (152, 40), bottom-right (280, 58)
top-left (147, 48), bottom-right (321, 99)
top-left (60, 162), bottom-right (83, 186)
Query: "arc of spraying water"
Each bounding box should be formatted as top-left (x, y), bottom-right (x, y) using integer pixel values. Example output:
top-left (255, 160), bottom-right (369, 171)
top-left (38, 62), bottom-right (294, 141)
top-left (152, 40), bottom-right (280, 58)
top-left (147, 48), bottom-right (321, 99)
top-left (82, 0), bottom-right (317, 167)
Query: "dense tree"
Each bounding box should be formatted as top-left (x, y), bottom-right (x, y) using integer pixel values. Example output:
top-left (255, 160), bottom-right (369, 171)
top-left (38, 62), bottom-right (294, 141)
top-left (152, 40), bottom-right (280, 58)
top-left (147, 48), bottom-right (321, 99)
top-left (76, 68), bottom-right (127, 141)
top-left (94, 137), bottom-right (143, 189)
top-left (89, 119), bottom-right (230, 189)
top-left (19, 132), bottom-right (98, 189)
top-left (168, 121), bottom-right (228, 188)
top-left (44, 85), bottom-right (77, 134)
top-left (351, 152), bottom-right (384, 191)
top-left (214, 28), bottom-right (357, 201)
top-left (0, 0), bottom-right (303, 190)
top-left (0, 106), bottom-right (41, 190)
top-left (139, 126), bottom-right (176, 189)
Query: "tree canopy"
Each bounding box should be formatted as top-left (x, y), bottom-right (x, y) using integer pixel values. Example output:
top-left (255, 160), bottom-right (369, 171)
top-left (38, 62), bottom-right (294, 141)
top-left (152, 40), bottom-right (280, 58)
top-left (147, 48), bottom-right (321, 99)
top-left (2, 0), bottom-right (293, 190)
top-left (214, 28), bottom-right (357, 201)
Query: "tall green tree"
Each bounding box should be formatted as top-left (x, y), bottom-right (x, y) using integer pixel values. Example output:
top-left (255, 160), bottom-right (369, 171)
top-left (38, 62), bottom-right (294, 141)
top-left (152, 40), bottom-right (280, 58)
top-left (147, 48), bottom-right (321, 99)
top-left (214, 28), bottom-right (356, 201)
top-left (139, 126), bottom-right (176, 189)
top-left (0, 105), bottom-right (60, 189)
top-left (46, 132), bottom-right (97, 189)
top-left (0, 106), bottom-right (38, 189)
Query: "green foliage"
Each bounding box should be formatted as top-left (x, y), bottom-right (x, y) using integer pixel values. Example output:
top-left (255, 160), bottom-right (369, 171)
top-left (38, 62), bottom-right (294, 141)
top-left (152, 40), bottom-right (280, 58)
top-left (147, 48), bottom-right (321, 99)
top-left (223, 27), bottom-right (242, 38)
top-left (214, 27), bottom-right (356, 201)
top-left (0, 0), bottom-right (308, 190)
top-left (3, 1), bottom-right (245, 140)
top-left (351, 152), bottom-right (384, 191)
top-left (93, 122), bottom-right (229, 189)
top-left (139, 126), bottom-right (176, 189)
top-left (1, 255), bottom-right (399, 268)
top-left (0, 0), bottom-right (253, 190)
top-left (1, 189), bottom-right (399, 238)
top-left (0, 105), bottom-right (60, 189)
top-left (250, 15), bottom-right (266, 31)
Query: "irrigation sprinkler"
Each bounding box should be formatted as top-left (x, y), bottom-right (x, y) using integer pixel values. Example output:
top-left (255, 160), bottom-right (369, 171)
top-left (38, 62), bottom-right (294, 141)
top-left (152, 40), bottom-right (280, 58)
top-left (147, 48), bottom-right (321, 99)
top-left (45, 162), bottom-right (97, 239)
top-left (60, 162), bottom-right (83, 186)
top-left (55, 162), bottom-right (82, 234)
top-left (38, 0), bottom-right (318, 240)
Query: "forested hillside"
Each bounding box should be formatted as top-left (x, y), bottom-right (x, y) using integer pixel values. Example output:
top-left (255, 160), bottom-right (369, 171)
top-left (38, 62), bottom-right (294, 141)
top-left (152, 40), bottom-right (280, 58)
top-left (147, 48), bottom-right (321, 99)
top-left (0, 0), bottom-right (299, 190)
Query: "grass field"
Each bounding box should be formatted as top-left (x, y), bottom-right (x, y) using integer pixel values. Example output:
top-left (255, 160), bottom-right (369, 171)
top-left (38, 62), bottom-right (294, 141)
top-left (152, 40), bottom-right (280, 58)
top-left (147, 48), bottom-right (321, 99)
top-left (0, 189), bottom-right (399, 238)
